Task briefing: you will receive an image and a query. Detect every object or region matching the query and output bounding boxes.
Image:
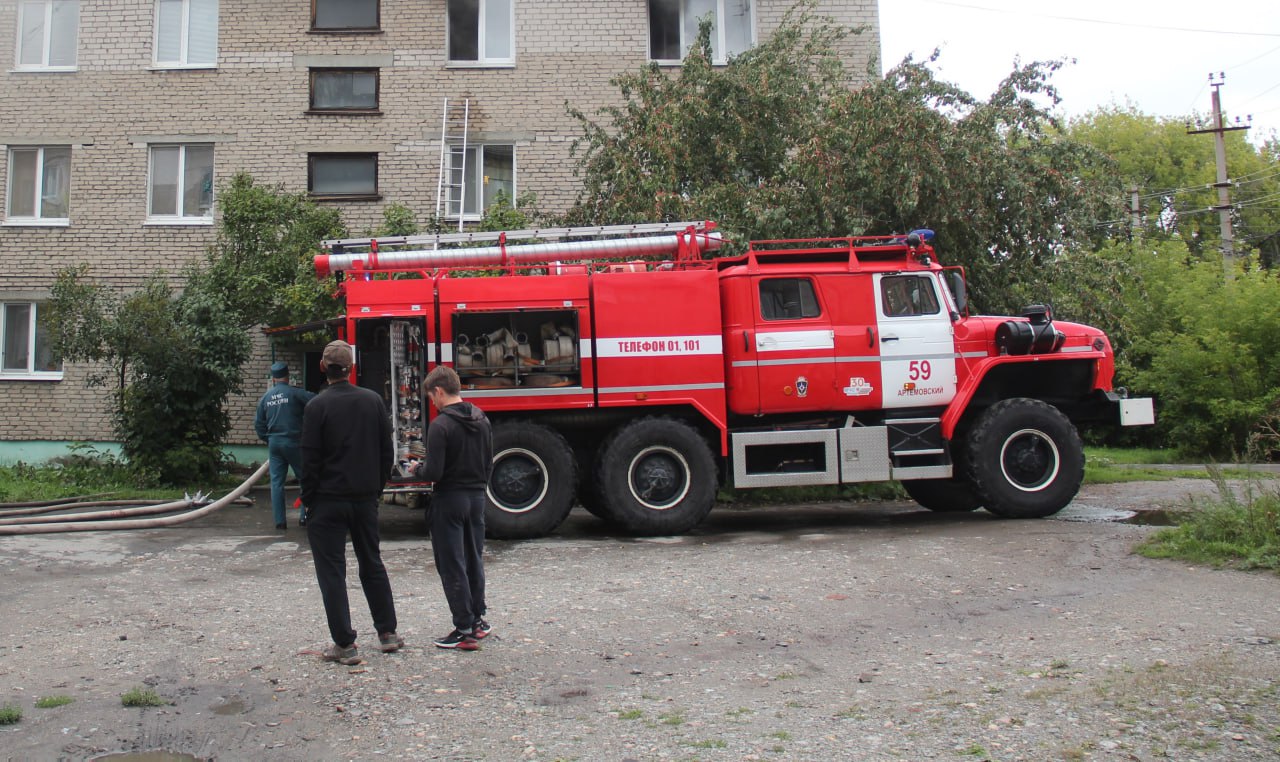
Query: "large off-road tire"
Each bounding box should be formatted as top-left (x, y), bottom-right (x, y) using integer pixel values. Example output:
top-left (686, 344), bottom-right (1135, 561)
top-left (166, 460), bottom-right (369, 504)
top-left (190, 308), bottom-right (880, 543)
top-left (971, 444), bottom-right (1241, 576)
top-left (965, 398), bottom-right (1084, 519)
top-left (484, 421), bottom-right (577, 539)
top-left (902, 478), bottom-right (982, 512)
top-left (596, 417), bottom-right (717, 536)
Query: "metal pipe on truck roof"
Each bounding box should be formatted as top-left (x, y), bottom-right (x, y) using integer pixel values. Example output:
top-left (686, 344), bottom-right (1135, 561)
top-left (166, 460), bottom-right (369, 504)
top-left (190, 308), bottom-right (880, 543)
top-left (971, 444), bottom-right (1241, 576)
top-left (316, 232), bottom-right (725, 277)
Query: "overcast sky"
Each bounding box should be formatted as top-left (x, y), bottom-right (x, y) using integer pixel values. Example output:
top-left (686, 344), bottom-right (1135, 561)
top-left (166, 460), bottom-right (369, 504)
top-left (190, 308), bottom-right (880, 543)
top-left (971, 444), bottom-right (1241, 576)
top-left (879, 0), bottom-right (1280, 146)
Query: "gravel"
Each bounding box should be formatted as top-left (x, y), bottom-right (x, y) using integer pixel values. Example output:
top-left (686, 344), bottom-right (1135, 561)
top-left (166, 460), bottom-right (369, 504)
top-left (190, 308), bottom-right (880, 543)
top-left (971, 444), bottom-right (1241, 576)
top-left (1, 477), bottom-right (1278, 761)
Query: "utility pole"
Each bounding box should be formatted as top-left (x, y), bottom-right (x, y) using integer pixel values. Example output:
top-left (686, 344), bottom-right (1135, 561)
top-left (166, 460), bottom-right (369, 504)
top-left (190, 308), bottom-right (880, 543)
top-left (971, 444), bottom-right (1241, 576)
top-left (1187, 73), bottom-right (1250, 278)
top-left (1129, 186), bottom-right (1142, 239)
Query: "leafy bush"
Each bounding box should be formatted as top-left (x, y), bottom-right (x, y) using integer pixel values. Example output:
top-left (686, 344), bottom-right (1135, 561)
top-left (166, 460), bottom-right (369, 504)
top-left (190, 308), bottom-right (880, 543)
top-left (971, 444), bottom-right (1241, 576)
top-left (120, 687), bottom-right (167, 707)
top-left (0, 703), bottom-right (21, 724)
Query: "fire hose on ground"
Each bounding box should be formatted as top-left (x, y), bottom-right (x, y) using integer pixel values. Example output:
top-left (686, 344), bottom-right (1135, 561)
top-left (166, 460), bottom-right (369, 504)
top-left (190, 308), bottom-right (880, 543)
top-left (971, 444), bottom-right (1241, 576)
top-left (0, 462), bottom-right (269, 536)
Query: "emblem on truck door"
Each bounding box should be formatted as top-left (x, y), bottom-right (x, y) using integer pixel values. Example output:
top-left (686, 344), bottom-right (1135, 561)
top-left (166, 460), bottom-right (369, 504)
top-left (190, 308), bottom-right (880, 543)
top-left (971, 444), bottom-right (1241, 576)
top-left (843, 377), bottom-right (873, 397)
top-left (796, 376), bottom-right (808, 398)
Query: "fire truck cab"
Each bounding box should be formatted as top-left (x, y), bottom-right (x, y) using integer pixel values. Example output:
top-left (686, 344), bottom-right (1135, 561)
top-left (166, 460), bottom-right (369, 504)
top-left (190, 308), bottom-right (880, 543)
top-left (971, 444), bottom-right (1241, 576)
top-left (314, 221), bottom-right (1154, 539)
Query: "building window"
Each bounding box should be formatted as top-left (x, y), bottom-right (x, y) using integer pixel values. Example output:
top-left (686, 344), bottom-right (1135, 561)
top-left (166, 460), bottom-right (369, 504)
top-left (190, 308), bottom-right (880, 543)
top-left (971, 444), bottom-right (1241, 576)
top-left (309, 153), bottom-right (379, 199)
top-left (16, 0), bottom-right (79, 70)
top-left (312, 0), bottom-right (379, 31)
top-left (6, 146), bottom-right (70, 224)
top-left (649, 0), bottom-right (753, 64)
top-left (147, 144), bottom-right (214, 222)
top-left (448, 145), bottom-right (514, 218)
top-left (1, 302), bottom-right (62, 378)
top-left (154, 0), bottom-right (218, 67)
top-left (309, 69), bottom-right (380, 112)
top-left (759, 279), bottom-right (820, 320)
top-left (448, 0), bottom-right (514, 64)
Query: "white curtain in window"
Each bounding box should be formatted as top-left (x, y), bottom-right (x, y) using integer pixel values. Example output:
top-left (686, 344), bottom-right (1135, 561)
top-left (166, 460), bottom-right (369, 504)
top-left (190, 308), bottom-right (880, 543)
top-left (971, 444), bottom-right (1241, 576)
top-left (8, 150), bottom-right (39, 217)
top-left (150, 146), bottom-right (180, 216)
top-left (483, 0), bottom-right (512, 60)
top-left (33, 305), bottom-right (60, 372)
top-left (482, 146), bottom-right (515, 210)
top-left (183, 145), bottom-right (214, 216)
top-left (49, 0), bottom-right (79, 67)
top-left (683, 0), bottom-right (716, 58)
top-left (187, 0), bottom-right (218, 65)
top-left (40, 146), bottom-right (71, 218)
top-left (156, 0), bottom-right (182, 63)
top-left (3, 305), bottom-right (32, 372)
top-left (18, 2), bottom-right (45, 66)
top-left (723, 0), bottom-right (751, 58)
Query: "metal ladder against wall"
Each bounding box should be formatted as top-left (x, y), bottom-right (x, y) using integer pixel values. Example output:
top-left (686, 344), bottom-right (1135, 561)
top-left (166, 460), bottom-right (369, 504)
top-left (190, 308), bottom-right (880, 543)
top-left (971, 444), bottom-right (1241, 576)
top-left (434, 97), bottom-right (471, 233)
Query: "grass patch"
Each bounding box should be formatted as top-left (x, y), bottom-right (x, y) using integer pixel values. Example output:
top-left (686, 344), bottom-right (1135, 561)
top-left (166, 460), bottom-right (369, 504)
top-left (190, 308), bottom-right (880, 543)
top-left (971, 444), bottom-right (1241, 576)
top-left (658, 711), bottom-right (685, 726)
top-left (0, 703), bottom-right (21, 724)
top-left (0, 445), bottom-right (247, 503)
top-left (689, 739), bottom-right (727, 749)
top-left (34, 695), bottom-right (74, 709)
top-left (1135, 476), bottom-right (1280, 570)
top-left (615, 709), bottom-right (643, 720)
top-left (120, 687), bottom-right (167, 707)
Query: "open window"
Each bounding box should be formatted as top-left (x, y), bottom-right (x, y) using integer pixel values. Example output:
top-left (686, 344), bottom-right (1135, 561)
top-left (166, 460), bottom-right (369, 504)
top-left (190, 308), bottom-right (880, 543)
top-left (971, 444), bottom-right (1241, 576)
top-left (880, 275), bottom-right (940, 317)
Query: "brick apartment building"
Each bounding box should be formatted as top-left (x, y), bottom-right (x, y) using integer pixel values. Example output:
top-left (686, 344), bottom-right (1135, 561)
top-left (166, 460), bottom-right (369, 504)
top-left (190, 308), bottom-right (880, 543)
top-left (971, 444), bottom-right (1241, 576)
top-left (0, 0), bottom-right (879, 462)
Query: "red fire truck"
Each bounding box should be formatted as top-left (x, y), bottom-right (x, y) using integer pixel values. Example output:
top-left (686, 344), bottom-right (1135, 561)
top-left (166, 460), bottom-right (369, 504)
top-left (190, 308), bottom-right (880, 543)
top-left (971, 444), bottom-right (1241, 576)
top-left (314, 221), bottom-right (1153, 539)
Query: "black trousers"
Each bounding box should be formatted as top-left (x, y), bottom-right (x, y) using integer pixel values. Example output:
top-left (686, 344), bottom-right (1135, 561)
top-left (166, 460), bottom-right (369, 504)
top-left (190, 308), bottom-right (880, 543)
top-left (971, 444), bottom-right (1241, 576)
top-left (306, 498), bottom-right (397, 647)
top-left (431, 488), bottom-right (487, 631)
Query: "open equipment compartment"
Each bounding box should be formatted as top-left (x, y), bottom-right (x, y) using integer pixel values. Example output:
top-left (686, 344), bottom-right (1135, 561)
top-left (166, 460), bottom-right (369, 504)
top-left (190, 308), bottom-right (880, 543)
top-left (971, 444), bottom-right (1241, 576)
top-left (355, 317), bottom-right (428, 463)
top-left (452, 308), bottom-right (581, 389)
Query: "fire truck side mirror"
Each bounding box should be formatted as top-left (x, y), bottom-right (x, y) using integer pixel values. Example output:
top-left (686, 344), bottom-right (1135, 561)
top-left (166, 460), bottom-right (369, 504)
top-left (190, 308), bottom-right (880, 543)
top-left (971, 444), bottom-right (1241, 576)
top-left (945, 270), bottom-right (968, 319)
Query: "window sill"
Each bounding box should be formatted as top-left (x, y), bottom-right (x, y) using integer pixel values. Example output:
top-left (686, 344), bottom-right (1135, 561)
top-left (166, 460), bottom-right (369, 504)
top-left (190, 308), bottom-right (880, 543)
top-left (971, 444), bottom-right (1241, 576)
top-left (445, 61), bottom-right (516, 69)
top-left (308, 28), bottom-right (384, 35)
top-left (650, 58), bottom-right (729, 67)
top-left (305, 109), bottom-right (383, 116)
top-left (9, 66), bottom-right (77, 73)
top-left (144, 216), bottom-right (214, 226)
top-left (2, 219), bottom-right (70, 227)
top-left (0, 372), bottom-right (63, 382)
top-left (148, 64), bottom-right (218, 71)
top-left (309, 193), bottom-right (382, 202)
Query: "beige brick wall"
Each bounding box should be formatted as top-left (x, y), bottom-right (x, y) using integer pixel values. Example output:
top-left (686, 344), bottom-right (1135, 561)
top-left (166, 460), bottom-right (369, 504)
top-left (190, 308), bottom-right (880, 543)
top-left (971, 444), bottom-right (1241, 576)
top-left (0, 0), bottom-right (879, 448)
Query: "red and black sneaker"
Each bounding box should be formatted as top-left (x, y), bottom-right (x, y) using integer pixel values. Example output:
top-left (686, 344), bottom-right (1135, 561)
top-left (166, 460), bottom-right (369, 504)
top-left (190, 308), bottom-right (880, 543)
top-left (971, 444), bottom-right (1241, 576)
top-left (473, 618), bottom-right (493, 640)
top-left (433, 629), bottom-right (479, 651)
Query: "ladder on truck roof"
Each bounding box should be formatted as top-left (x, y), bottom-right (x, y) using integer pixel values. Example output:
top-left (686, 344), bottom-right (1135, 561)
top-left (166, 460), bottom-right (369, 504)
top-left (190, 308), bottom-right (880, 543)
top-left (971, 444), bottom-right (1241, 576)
top-left (315, 221), bottom-right (723, 277)
top-left (322, 220), bottom-right (718, 253)
top-left (435, 97), bottom-right (470, 232)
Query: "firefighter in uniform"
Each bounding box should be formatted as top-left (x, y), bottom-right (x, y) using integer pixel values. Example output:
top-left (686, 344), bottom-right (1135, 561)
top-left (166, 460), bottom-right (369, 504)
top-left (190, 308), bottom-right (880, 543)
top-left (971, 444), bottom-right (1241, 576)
top-left (254, 361), bottom-right (316, 529)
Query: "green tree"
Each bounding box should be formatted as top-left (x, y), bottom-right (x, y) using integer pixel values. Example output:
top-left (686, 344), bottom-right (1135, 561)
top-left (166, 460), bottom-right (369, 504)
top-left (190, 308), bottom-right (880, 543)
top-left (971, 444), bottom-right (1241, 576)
top-left (47, 174), bottom-right (347, 483)
top-left (1067, 107), bottom-right (1280, 266)
top-left (566, 6), bottom-right (1116, 312)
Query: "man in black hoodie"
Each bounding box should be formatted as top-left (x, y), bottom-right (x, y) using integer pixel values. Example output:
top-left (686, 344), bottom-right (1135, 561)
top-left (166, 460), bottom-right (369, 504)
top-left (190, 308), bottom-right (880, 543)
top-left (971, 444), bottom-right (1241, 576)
top-left (410, 365), bottom-right (494, 650)
top-left (300, 340), bottom-right (402, 664)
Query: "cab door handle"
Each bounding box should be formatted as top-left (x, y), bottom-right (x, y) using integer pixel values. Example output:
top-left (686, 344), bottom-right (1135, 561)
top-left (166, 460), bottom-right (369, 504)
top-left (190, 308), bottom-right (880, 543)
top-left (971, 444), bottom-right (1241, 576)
top-left (743, 330), bottom-right (752, 351)
top-left (881, 334), bottom-right (900, 343)
top-left (866, 327), bottom-right (874, 347)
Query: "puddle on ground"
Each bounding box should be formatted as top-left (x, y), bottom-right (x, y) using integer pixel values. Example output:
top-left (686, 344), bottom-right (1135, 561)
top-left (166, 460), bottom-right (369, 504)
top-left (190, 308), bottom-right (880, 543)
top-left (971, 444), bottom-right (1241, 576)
top-left (1122, 509), bottom-right (1183, 526)
top-left (211, 697), bottom-right (247, 715)
top-left (92, 753), bottom-right (205, 762)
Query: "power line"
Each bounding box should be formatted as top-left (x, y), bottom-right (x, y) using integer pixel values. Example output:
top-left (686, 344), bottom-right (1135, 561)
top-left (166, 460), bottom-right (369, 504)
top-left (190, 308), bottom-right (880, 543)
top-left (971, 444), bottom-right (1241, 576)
top-left (917, 1), bottom-right (1280, 38)
top-left (1228, 43), bottom-right (1280, 71)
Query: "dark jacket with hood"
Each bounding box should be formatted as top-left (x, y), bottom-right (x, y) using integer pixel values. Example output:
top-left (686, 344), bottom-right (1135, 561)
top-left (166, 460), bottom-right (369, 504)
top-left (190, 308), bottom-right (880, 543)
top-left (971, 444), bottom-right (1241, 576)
top-left (413, 401), bottom-right (493, 491)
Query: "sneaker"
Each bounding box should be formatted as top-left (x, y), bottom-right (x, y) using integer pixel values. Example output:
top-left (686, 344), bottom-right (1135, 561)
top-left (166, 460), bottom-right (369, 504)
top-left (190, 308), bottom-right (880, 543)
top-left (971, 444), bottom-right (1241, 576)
top-left (275, 523), bottom-right (287, 530)
top-left (473, 618), bottom-right (493, 640)
top-left (321, 643), bottom-right (360, 665)
top-left (433, 629), bottom-right (479, 651)
top-left (378, 632), bottom-right (405, 653)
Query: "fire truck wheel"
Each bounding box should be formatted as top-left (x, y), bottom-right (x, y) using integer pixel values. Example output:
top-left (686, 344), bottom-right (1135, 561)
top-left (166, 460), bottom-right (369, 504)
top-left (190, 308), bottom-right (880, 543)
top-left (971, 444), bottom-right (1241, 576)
top-left (965, 398), bottom-right (1084, 519)
top-left (597, 417), bottom-right (717, 536)
top-left (901, 478), bottom-right (982, 512)
top-left (484, 422), bottom-right (578, 539)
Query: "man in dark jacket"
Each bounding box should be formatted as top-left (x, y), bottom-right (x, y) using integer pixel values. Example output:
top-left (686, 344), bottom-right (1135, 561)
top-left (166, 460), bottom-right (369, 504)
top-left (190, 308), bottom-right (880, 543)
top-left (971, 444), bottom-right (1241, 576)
top-left (300, 340), bottom-right (403, 664)
top-left (410, 365), bottom-right (494, 650)
top-left (254, 361), bottom-right (315, 529)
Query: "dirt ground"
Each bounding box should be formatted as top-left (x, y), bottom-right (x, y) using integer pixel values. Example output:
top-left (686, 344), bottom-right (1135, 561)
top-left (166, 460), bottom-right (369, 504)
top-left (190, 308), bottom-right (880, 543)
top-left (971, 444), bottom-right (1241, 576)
top-left (1, 476), bottom-right (1279, 762)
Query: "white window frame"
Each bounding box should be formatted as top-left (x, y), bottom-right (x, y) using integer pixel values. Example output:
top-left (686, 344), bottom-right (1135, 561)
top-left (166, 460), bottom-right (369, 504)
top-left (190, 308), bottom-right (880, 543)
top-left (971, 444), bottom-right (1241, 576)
top-left (146, 144), bottom-right (215, 225)
top-left (153, 0), bottom-right (219, 69)
top-left (0, 301), bottom-right (62, 381)
top-left (4, 145), bottom-right (71, 226)
top-left (448, 144), bottom-right (516, 220)
top-left (648, 0), bottom-right (755, 65)
top-left (447, 0), bottom-right (515, 67)
top-left (14, 0), bottom-right (79, 71)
